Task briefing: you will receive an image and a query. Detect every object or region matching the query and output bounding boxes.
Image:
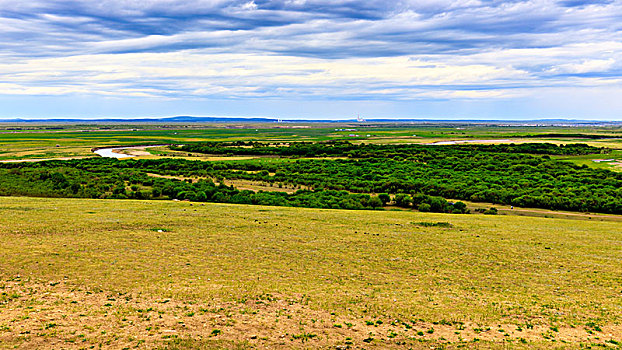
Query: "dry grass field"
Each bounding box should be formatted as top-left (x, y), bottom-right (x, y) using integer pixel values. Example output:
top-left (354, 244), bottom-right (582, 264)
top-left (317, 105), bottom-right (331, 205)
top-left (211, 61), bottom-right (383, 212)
top-left (1, 196), bottom-right (621, 349)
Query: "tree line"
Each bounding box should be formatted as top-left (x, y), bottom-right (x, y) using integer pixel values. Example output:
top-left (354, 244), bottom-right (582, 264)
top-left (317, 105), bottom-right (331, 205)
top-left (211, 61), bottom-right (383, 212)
top-left (0, 142), bottom-right (620, 214)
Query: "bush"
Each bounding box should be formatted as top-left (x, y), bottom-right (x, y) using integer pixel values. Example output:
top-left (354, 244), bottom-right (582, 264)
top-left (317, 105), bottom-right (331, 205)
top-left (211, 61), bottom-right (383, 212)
top-left (484, 207), bottom-right (498, 215)
top-left (368, 196), bottom-right (383, 209)
top-left (378, 193), bottom-right (391, 205)
top-left (453, 201), bottom-right (467, 212)
top-left (418, 203), bottom-right (431, 212)
top-left (394, 193), bottom-right (412, 207)
top-left (429, 196), bottom-right (448, 212)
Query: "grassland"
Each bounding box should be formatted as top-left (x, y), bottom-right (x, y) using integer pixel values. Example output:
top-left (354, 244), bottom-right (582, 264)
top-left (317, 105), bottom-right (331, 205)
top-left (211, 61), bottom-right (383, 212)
top-left (1, 122), bottom-right (622, 349)
top-left (552, 149), bottom-right (622, 171)
top-left (1, 196), bottom-right (621, 349)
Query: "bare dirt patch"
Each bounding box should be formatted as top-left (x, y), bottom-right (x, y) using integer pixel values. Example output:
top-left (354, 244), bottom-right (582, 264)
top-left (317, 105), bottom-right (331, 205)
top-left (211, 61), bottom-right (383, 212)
top-left (1, 278), bottom-right (619, 349)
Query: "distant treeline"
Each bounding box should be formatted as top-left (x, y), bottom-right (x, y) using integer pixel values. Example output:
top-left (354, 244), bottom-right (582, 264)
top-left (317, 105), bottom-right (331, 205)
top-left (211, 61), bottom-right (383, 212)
top-left (0, 142), bottom-right (620, 214)
top-left (173, 141), bottom-right (607, 157)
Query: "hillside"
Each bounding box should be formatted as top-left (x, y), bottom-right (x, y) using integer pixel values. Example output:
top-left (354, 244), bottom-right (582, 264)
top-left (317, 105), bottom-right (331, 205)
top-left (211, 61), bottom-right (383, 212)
top-left (1, 196), bottom-right (620, 349)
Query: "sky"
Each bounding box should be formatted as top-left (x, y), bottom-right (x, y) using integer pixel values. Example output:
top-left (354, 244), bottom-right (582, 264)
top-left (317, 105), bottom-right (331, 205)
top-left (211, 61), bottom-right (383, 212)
top-left (0, 0), bottom-right (621, 120)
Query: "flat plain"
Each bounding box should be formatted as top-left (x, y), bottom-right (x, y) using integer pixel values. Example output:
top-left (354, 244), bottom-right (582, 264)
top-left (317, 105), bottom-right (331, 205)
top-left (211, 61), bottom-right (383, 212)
top-left (2, 123), bottom-right (622, 172)
top-left (1, 196), bottom-right (621, 349)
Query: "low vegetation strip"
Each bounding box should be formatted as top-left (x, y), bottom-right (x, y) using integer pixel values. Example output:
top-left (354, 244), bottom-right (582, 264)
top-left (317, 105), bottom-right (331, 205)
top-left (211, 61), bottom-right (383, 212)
top-left (0, 197), bottom-right (621, 349)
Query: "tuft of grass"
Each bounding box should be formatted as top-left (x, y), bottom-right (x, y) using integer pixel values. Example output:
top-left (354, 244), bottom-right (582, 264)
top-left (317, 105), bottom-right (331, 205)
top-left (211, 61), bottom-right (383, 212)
top-left (291, 332), bottom-right (316, 342)
top-left (586, 321), bottom-right (603, 332)
top-left (413, 221), bottom-right (453, 228)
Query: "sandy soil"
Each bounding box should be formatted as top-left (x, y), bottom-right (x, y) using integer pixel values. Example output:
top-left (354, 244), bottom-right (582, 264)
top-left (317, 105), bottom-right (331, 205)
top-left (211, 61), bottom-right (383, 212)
top-left (1, 278), bottom-right (619, 349)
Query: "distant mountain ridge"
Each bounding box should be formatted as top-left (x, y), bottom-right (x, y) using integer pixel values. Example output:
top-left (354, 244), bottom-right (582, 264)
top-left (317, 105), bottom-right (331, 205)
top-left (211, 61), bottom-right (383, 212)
top-left (0, 116), bottom-right (620, 125)
top-left (0, 116), bottom-right (279, 123)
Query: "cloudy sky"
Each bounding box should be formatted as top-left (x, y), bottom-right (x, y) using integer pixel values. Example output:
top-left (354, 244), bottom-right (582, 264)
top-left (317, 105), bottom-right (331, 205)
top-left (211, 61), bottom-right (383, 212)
top-left (0, 0), bottom-right (621, 120)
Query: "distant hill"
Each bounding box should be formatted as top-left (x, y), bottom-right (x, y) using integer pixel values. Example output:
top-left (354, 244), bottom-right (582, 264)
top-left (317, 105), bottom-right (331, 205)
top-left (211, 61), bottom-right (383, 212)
top-left (0, 116), bottom-right (620, 125)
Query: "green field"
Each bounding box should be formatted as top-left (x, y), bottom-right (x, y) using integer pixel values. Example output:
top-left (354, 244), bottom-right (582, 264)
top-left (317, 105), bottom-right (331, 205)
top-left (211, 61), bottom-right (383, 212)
top-left (552, 150), bottom-right (622, 170)
top-left (1, 196), bottom-right (621, 349)
top-left (2, 123), bottom-right (622, 173)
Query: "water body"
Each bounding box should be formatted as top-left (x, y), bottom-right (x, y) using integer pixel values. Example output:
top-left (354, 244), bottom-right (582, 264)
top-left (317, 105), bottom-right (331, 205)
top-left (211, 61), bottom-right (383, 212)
top-left (93, 145), bottom-right (169, 159)
top-left (93, 147), bottom-right (134, 158)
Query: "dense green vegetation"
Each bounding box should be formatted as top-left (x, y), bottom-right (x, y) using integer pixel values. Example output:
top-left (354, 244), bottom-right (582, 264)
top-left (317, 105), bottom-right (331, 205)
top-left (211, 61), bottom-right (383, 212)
top-left (1, 142), bottom-right (621, 214)
top-left (0, 158), bottom-right (398, 211)
top-left (173, 141), bottom-right (622, 213)
top-left (174, 140), bottom-right (608, 157)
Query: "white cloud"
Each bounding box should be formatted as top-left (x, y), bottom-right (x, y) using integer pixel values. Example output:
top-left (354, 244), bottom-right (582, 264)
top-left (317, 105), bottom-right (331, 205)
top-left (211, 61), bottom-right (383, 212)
top-left (549, 58), bottom-right (616, 74)
top-left (0, 50), bottom-right (576, 100)
top-left (238, 1), bottom-right (258, 11)
top-left (0, 0), bottom-right (620, 118)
